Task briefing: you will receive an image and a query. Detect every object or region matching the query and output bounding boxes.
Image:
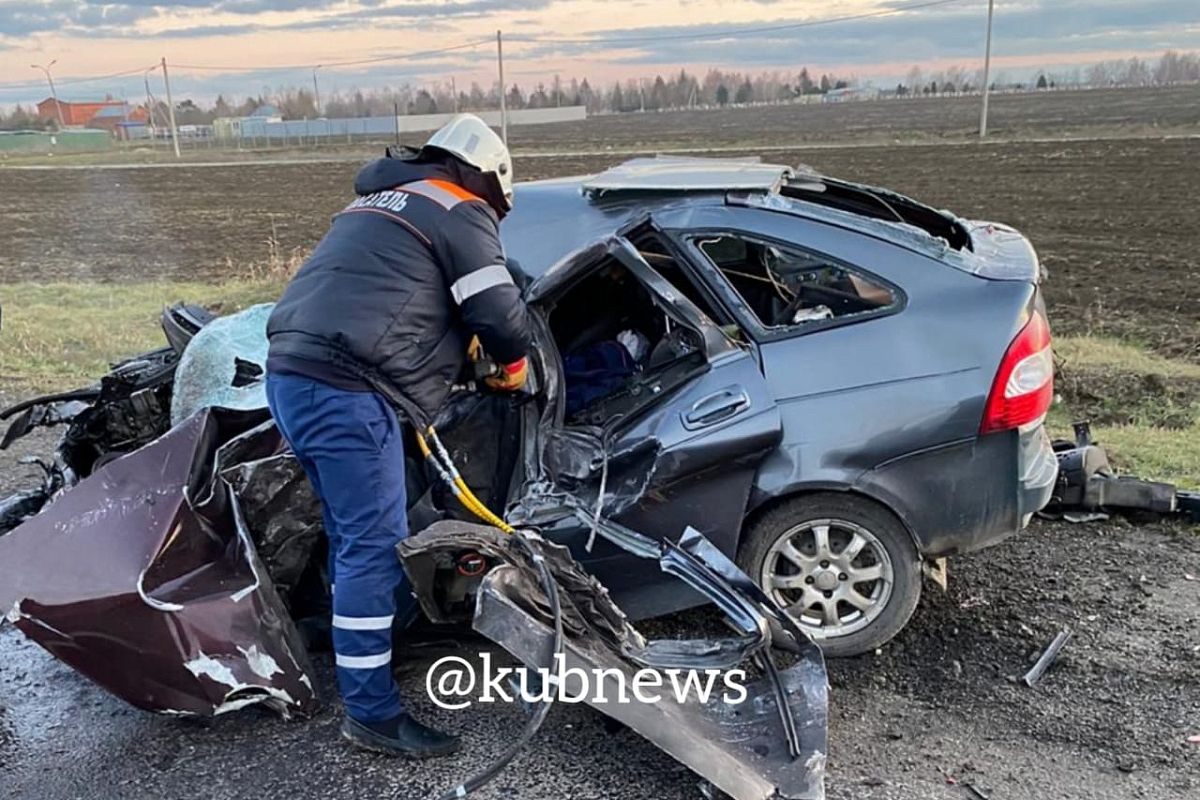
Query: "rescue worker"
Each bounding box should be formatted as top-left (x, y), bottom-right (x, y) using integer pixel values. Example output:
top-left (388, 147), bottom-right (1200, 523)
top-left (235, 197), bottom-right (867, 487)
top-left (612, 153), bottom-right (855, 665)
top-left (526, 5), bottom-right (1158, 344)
top-left (264, 114), bottom-right (532, 757)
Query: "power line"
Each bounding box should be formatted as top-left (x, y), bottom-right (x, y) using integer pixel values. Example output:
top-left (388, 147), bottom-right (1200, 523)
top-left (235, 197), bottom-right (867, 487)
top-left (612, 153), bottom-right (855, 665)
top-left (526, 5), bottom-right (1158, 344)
top-left (0, 64), bottom-right (160, 93)
top-left (55, 64), bottom-right (161, 86)
top-left (508, 0), bottom-right (974, 45)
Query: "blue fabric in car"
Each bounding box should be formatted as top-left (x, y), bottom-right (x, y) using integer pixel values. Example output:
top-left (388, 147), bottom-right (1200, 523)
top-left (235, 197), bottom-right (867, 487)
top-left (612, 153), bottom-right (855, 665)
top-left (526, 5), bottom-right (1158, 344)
top-left (564, 340), bottom-right (638, 416)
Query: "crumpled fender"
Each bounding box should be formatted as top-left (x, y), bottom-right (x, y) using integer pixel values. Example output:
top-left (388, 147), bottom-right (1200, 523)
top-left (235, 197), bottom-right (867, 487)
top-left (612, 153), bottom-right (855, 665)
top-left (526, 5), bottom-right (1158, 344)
top-left (0, 408), bottom-right (318, 718)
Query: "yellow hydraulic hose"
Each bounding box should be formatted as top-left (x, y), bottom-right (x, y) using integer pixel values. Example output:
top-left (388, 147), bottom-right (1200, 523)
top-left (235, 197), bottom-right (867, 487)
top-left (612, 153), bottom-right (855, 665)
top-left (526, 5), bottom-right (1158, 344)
top-left (415, 427), bottom-right (516, 534)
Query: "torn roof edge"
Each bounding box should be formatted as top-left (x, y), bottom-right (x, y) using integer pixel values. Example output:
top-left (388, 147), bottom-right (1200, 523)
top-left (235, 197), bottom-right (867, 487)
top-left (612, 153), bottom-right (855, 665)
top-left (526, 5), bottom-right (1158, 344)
top-left (582, 156), bottom-right (797, 195)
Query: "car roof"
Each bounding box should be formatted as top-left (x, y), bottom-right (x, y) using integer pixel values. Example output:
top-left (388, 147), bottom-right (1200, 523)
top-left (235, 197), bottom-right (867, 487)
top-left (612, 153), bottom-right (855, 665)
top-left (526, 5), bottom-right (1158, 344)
top-left (581, 156), bottom-right (794, 193)
top-left (501, 174), bottom-right (718, 274)
top-left (501, 157), bottom-right (972, 278)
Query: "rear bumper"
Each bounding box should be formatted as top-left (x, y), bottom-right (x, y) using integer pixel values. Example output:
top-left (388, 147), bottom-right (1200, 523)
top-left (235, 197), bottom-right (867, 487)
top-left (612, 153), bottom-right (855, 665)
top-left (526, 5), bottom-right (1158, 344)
top-left (1016, 423), bottom-right (1059, 523)
top-left (854, 424), bottom-right (1058, 557)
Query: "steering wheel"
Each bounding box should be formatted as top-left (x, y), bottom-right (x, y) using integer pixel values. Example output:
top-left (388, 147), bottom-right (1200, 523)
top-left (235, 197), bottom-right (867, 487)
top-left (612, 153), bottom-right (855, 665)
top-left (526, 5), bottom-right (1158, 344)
top-left (774, 291), bottom-right (811, 326)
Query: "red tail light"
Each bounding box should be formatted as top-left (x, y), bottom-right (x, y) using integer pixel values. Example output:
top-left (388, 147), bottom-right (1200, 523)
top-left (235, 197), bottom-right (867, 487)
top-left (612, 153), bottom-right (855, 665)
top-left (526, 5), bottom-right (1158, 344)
top-left (980, 309), bottom-right (1053, 434)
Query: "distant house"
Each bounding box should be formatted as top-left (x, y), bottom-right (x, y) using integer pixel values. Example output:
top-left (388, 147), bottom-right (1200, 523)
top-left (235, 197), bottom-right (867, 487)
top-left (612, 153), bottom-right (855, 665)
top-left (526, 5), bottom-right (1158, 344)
top-left (213, 104), bottom-right (283, 141)
top-left (178, 124), bottom-right (214, 139)
top-left (36, 98), bottom-right (132, 126)
top-left (86, 104), bottom-right (151, 137)
top-left (114, 121), bottom-right (153, 141)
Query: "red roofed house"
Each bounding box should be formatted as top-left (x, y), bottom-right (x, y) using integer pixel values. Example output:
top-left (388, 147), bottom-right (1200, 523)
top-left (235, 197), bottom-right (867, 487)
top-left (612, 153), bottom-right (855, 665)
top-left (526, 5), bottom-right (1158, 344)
top-left (36, 98), bottom-right (147, 128)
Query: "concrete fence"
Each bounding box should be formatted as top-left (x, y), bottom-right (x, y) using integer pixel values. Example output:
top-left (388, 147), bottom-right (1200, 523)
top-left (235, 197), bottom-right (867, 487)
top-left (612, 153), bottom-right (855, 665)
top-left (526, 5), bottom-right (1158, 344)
top-left (232, 106), bottom-right (586, 144)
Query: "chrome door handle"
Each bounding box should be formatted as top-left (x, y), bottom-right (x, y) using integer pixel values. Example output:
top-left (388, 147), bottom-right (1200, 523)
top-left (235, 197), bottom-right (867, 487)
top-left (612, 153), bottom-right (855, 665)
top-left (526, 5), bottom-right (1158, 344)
top-left (683, 387), bottom-right (751, 430)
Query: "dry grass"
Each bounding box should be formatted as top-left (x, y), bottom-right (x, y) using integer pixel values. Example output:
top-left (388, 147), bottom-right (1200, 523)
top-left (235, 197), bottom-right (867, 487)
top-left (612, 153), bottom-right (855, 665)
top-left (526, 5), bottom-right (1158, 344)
top-left (0, 280), bottom-right (285, 391)
top-left (1050, 335), bottom-right (1200, 489)
top-left (1055, 336), bottom-right (1200, 380)
top-left (227, 220), bottom-right (310, 282)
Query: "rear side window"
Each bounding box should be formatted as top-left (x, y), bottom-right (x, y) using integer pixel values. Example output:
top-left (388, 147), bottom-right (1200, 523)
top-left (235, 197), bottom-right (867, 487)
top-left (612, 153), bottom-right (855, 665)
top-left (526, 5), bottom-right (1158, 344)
top-left (694, 234), bottom-right (898, 329)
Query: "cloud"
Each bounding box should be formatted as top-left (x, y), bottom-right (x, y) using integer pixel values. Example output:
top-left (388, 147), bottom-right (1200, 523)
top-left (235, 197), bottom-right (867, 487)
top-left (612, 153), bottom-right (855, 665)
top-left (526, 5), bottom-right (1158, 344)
top-left (237, 0), bottom-right (552, 30)
top-left (511, 0), bottom-right (1200, 68)
top-left (216, 0), bottom-right (341, 15)
top-left (0, 0), bottom-right (89, 36)
top-left (156, 23), bottom-right (262, 38)
top-left (2, 0), bottom-right (1198, 101)
top-left (0, 0), bottom-right (551, 37)
top-left (0, 55), bottom-right (478, 104)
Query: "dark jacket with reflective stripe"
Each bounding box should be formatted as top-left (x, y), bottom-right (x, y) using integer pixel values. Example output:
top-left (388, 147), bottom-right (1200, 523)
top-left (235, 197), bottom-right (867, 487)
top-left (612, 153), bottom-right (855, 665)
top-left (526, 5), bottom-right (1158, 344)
top-left (266, 156), bottom-right (532, 421)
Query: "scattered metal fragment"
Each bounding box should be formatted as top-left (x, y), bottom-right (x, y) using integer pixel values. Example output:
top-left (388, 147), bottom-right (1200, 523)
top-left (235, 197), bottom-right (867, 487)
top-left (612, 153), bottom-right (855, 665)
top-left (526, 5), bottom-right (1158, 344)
top-left (400, 520), bottom-right (829, 800)
top-left (963, 781), bottom-right (991, 800)
top-left (1044, 422), bottom-right (1198, 521)
top-left (1023, 629), bottom-right (1073, 687)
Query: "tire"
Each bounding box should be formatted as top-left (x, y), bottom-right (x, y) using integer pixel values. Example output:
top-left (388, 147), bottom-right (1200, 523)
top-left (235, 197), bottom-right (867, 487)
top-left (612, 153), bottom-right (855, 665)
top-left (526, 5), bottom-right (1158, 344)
top-left (738, 492), bottom-right (921, 658)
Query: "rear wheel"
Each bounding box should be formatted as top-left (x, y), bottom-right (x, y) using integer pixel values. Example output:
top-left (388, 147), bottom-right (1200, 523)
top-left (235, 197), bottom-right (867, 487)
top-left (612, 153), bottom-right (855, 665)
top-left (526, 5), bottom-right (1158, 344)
top-left (739, 493), bottom-right (921, 657)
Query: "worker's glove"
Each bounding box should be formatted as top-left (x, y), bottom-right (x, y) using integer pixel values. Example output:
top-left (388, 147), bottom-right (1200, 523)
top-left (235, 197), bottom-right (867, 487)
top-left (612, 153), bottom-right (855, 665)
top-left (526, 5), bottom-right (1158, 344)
top-left (468, 336), bottom-right (528, 392)
top-left (467, 335), bottom-right (484, 364)
top-left (485, 357), bottom-right (528, 392)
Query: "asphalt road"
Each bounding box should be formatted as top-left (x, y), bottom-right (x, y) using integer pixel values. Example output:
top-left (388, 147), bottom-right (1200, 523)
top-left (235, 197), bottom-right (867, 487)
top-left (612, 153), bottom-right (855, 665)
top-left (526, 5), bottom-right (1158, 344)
top-left (0, 629), bottom-right (706, 800)
top-left (2, 516), bottom-right (1198, 800)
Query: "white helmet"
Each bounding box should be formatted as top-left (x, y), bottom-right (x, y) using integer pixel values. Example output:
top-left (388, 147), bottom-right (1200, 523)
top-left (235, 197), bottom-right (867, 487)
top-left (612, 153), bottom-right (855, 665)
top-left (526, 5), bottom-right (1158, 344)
top-left (424, 113), bottom-right (513, 209)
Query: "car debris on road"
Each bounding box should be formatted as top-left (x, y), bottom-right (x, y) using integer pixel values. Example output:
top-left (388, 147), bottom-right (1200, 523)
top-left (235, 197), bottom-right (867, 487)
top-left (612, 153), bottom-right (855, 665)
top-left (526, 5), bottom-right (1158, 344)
top-left (1022, 629), bottom-right (1073, 688)
top-left (1042, 422), bottom-right (1200, 523)
top-left (0, 388), bottom-right (829, 797)
top-left (0, 299), bottom-right (829, 797)
top-left (402, 521), bottom-right (827, 800)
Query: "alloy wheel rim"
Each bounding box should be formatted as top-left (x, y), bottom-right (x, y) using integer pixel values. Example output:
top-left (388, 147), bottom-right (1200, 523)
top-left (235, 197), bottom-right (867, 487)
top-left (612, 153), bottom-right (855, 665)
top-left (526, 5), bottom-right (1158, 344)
top-left (759, 517), bottom-right (895, 640)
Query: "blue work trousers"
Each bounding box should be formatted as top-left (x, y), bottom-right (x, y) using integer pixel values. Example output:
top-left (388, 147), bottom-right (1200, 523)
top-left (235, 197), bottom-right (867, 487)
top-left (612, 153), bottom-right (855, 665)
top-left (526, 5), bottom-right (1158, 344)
top-left (266, 371), bottom-right (410, 723)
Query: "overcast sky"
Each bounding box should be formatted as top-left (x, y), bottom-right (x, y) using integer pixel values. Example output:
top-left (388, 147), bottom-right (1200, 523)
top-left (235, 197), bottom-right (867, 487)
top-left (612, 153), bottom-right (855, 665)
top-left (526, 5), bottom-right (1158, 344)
top-left (2, 0), bottom-right (1198, 105)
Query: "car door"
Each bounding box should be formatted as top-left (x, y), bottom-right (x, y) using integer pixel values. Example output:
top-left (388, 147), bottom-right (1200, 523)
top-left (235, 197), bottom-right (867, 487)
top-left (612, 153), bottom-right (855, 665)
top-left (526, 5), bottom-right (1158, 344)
top-left (525, 233), bottom-right (782, 617)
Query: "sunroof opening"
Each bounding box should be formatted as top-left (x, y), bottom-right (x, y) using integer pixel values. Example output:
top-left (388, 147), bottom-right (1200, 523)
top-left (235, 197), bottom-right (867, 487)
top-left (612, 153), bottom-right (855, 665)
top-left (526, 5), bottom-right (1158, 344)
top-left (780, 178), bottom-right (973, 251)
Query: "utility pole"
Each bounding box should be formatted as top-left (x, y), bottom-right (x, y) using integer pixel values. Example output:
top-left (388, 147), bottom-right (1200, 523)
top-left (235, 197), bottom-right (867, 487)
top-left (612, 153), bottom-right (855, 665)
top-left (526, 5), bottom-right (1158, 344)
top-left (31, 60), bottom-right (65, 128)
top-left (161, 57), bottom-right (181, 158)
top-left (312, 65), bottom-right (323, 116)
top-left (554, 73), bottom-right (561, 107)
top-left (978, 0), bottom-right (995, 139)
top-left (451, 76), bottom-right (458, 113)
top-left (143, 68), bottom-right (159, 147)
top-left (496, 29), bottom-right (507, 144)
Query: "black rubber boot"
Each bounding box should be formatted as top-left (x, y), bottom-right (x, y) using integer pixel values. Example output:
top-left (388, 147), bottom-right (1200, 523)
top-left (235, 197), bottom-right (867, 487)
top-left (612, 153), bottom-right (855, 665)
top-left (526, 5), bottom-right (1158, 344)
top-left (340, 712), bottom-right (461, 758)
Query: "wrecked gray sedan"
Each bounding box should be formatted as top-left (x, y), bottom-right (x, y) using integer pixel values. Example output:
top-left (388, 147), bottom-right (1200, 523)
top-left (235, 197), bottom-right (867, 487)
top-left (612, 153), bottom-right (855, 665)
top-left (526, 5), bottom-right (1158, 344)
top-left (5, 157), bottom-right (1062, 660)
top-left (0, 166), bottom-right (851, 798)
